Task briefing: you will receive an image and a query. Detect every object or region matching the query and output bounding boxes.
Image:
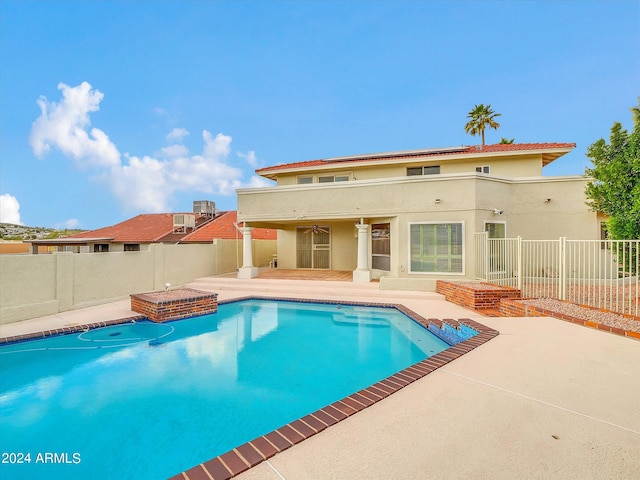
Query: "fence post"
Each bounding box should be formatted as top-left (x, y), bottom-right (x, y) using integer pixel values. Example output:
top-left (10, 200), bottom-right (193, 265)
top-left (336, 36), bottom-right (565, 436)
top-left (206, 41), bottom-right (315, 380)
top-left (483, 232), bottom-right (489, 281)
top-left (559, 237), bottom-right (567, 301)
top-left (517, 236), bottom-right (522, 292)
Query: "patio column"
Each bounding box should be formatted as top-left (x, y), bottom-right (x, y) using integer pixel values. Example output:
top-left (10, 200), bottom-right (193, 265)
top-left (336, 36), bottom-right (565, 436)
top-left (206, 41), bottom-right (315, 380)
top-left (353, 221), bottom-right (371, 283)
top-left (237, 226), bottom-right (258, 279)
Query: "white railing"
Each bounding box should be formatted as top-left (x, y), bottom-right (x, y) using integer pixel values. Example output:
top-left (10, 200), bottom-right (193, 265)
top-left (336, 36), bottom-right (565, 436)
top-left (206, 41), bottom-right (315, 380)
top-left (475, 233), bottom-right (640, 317)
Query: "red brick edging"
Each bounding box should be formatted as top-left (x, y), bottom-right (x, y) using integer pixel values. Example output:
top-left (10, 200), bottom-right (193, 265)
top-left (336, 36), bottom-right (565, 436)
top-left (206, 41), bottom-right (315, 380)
top-left (170, 297), bottom-right (499, 480)
top-left (434, 280), bottom-right (639, 341)
top-left (0, 296), bottom-right (499, 480)
top-left (499, 298), bottom-right (640, 340)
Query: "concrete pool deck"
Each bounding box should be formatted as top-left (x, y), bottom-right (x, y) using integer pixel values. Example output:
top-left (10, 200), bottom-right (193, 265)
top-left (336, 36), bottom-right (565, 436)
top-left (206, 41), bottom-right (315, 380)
top-left (1, 275), bottom-right (639, 479)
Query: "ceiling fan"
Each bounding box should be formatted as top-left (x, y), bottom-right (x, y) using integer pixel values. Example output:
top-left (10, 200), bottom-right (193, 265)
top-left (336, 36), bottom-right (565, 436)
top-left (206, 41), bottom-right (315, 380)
top-left (303, 224), bottom-right (329, 235)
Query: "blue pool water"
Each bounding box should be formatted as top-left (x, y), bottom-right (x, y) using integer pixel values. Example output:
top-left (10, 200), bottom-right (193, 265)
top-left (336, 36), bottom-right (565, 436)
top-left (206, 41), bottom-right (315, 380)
top-left (0, 299), bottom-right (450, 479)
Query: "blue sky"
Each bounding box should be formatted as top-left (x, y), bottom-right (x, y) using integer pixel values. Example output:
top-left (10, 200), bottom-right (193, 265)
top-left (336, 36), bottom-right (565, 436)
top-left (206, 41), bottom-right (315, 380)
top-left (1, 0), bottom-right (638, 230)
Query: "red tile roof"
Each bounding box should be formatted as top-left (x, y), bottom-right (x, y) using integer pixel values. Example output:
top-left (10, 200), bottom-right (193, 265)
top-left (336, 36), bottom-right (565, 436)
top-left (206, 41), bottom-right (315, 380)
top-left (255, 142), bottom-right (576, 175)
top-left (68, 213), bottom-right (182, 242)
top-left (67, 211), bottom-right (276, 243)
top-left (181, 211), bottom-right (277, 242)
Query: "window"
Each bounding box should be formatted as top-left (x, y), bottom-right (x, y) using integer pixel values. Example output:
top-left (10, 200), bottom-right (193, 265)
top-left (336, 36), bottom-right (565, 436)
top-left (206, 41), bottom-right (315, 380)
top-left (600, 222), bottom-right (609, 249)
top-left (371, 223), bottom-right (390, 271)
top-left (124, 244), bottom-right (140, 252)
top-left (93, 244), bottom-right (109, 253)
top-left (407, 166), bottom-right (440, 176)
top-left (485, 222), bottom-right (505, 238)
top-left (476, 165), bottom-right (490, 174)
top-left (318, 174), bottom-right (350, 183)
top-left (410, 223), bottom-right (463, 273)
top-left (299, 174), bottom-right (350, 183)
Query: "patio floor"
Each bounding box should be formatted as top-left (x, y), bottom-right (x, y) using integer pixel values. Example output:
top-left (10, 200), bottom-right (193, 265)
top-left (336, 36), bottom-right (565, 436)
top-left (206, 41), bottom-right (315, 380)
top-left (256, 268), bottom-right (353, 281)
top-left (1, 275), bottom-right (638, 479)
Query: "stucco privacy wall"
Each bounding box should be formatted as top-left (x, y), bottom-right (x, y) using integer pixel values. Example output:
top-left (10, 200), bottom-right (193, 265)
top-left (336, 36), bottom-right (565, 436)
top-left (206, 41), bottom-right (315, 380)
top-left (0, 240), bottom-right (276, 324)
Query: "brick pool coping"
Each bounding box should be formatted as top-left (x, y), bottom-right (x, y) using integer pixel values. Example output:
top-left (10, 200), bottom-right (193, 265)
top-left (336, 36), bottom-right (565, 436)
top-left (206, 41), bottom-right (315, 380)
top-left (0, 296), bottom-right (499, 480)
top-left (0, 315), bottom-right (146, 345)
top-left (172, 296), bottom-right (500, 480)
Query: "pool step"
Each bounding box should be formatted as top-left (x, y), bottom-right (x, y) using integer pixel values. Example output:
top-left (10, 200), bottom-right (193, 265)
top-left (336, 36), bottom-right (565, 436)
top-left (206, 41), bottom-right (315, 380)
top-left (185, 276), bottom-right (441, 302)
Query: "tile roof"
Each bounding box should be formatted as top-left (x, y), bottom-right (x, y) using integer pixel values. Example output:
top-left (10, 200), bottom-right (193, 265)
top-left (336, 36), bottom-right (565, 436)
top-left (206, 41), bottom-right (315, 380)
top-left (255, 142), bottom-right (576, 175)
top-left (68, 213), bottom-right (182, 242)
top-left (66, 211), bottom-right (276, 243)
top-left (181, 211), bottom-right (277, 242)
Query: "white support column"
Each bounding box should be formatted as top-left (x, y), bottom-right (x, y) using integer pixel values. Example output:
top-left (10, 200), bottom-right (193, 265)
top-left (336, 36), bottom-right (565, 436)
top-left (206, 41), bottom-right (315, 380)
top-left (237, 226), bottom-right (258, 279)
top-left (353, 221), bottom-right (371, 283)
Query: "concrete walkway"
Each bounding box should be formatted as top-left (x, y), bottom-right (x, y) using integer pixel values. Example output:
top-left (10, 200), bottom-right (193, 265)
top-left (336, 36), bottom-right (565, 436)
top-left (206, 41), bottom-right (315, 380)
top-left (1, 276), bottom-right (639, 479)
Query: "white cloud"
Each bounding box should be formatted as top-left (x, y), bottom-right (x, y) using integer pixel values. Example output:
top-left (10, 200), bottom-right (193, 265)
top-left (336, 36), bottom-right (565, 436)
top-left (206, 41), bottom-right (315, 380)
top-left (31, 82), bottom-right (267, 213)
top-left (107, 155), bottom-right (170, 212)
top-left (0, 194), bottom-right (22, 225)
top-left (237, 150), bottom-right (259, 167)
top-left (160, 144), bottom-right (190, 158)
top-left (30, 82), bottom-right (120, 168)
top-left (60, 218), bottom-right (80, 229)
top-left (166, 128), bottom-right (189, 142)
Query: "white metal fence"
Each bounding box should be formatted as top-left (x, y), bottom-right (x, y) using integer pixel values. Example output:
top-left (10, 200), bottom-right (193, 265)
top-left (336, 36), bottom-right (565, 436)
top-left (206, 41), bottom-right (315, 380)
top-left (475, 233), bottom-right (640, 317)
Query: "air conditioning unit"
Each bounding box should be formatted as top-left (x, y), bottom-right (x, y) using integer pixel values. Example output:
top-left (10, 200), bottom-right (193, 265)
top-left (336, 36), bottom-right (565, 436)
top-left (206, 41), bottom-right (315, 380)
top-left (193, 200), bottom-right (215, 216)
top-left (173, 214), bottom-right (196, 233)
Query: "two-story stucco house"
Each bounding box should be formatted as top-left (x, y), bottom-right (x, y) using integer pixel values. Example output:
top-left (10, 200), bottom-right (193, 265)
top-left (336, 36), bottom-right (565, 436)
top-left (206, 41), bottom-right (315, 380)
top-left (236, 143), bottom-right (604, 290)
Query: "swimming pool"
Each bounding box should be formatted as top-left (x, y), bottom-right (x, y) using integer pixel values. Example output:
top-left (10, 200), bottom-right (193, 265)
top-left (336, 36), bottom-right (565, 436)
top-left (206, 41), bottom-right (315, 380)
top-left (0, 299), bottom-right (454, 479)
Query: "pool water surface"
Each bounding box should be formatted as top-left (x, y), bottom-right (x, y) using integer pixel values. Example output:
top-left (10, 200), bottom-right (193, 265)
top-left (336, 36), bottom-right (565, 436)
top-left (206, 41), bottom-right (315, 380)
top-left (0, 299), bottom-right (452, 479)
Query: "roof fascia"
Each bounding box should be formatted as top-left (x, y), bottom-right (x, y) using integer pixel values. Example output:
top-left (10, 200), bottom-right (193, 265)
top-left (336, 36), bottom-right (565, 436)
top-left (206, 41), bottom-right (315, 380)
top-left (257, 146), bottom-right (574, 178)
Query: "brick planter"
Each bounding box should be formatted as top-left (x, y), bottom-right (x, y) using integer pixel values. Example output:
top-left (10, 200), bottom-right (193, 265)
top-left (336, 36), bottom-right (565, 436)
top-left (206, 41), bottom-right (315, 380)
top-left (436, 280), bottom-right (521, 310)
top-left (130, 288), bottom-right (218, 322)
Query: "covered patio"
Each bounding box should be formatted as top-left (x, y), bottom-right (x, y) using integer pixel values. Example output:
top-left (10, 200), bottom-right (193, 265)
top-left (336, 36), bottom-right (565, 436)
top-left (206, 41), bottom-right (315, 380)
top-left (255, 269), bottom-right (354, 281)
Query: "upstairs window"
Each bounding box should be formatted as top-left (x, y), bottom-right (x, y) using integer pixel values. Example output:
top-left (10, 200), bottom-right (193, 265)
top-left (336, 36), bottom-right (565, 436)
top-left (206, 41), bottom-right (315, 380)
top-left (476, 165), bottom-right (490, 174)
top-left (124, 244), bottom-right (140, 252)
top-left (94, 244), bottom-right (109, 253)
top-left (300, 174), bottom-right (351, 184)
top-left (407, 166), bottom-right (440, 176)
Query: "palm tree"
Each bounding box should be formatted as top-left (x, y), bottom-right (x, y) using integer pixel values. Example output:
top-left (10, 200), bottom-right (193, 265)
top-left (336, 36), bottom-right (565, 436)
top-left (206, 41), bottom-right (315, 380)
top-left (464, 104), bottom-right (501, 147)
top-left (500, 137), bottom-right (514, 144)
top-left (631, 97), bottom-right (640, 123)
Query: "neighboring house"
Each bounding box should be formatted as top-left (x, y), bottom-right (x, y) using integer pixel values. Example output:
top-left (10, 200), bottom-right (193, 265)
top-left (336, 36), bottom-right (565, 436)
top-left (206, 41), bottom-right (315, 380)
top-left (236, 143), bottom-right (605, 287)
top-left (31, 202), bottom-right (276, 254)
top-left (180, 211), bottom-right (276, 243)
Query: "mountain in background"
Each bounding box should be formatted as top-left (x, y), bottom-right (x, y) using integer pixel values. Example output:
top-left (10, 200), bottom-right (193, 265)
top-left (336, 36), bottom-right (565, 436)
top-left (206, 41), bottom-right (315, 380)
top-left (0, 223), bottom-right (86, 241)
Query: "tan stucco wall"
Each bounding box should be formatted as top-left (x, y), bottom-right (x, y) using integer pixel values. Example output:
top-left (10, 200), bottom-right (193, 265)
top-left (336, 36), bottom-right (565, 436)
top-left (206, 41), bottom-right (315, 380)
top-left (0, 240), bottom-right (276, 324)
top-left (273, 153), bottom-right (544, 185)
top-left (239, 174), bottom-right (600, 288)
